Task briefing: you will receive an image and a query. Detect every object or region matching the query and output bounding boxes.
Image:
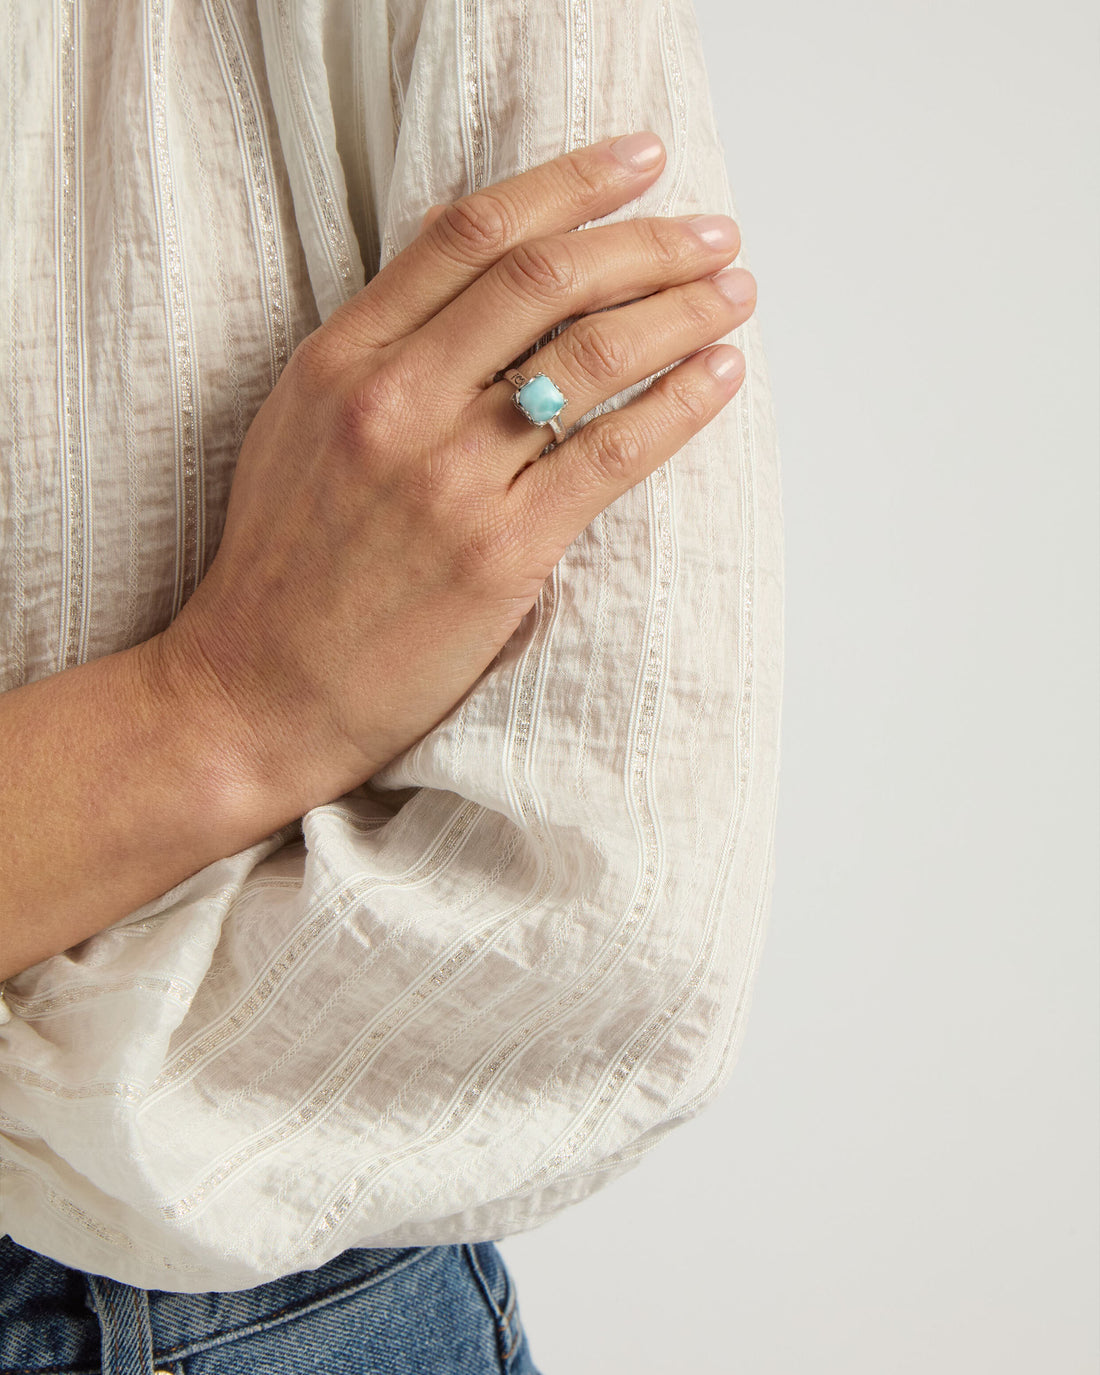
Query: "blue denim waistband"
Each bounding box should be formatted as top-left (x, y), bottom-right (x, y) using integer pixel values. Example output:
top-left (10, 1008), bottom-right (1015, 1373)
top-left (0, 1234), bottom-right (431, 1374)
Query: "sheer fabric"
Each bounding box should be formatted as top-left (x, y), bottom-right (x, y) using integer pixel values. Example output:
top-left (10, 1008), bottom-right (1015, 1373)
top-left (0, 0), bottom-right (784, 1289)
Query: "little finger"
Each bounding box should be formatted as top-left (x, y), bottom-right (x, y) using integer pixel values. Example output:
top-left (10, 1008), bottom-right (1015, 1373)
top-left (507, 343), bottom-right (746, 555)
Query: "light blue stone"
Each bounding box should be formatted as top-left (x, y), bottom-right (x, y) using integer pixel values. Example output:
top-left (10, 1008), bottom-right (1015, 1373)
top-left (517, 373), bottom-right (565, 424)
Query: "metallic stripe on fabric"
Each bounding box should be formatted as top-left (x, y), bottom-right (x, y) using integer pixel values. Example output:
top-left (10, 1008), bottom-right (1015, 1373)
top-left (458, 0), bottom-right (488, 192)
top-left (567, 0), bottom-right (591, 151)
top-left (56, 0), bottom-right (91, 670)
top-left (205, 0), bottom-right (292, 387)
top-left (272, 0), bottom-right (356, 298)
top-left (109, 77), bottom-right (145, 657)
top-left (4, 0), bottom-right (27, 688)
top-left (147, 0), bottom-right (204, 616)
top-left (0, 1158), bottom-right (208, 1278)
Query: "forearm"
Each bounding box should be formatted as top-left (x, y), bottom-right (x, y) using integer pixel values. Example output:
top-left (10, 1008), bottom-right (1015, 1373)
top-left (0, 635), bottom-right (293, 981)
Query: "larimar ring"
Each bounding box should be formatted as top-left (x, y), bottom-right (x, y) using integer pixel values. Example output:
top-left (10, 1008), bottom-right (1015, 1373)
top-left (504, 368), bottom-right (567, 444)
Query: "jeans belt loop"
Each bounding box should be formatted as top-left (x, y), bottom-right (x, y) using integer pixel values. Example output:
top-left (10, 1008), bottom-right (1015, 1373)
top-left (83, 1274), bottom-right (155, 1375)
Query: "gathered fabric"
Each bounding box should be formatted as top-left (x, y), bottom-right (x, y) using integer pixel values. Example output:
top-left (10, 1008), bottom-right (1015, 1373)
top-left (0, 0), bottom-right (784, 1290)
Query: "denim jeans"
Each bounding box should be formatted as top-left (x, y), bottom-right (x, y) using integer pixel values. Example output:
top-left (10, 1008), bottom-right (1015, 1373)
top-left (0, 1234), bottom-right (542, 1374)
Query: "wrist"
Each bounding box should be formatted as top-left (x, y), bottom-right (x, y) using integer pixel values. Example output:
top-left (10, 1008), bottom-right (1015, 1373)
top-left (135, 624), bottom-right (308, 846)
top-left (0, 637), bottom-right (305, 981)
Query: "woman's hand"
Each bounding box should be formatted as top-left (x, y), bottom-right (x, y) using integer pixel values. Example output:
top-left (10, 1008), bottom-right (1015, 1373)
top-left (152, 131), bottom-right (757, 816)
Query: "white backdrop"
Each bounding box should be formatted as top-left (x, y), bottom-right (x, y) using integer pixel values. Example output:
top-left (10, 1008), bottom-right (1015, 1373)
top-left (498, 1), bottom-right (1100, 1370)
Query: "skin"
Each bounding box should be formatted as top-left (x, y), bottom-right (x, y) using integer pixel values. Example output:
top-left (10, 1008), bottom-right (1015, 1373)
top-left (0, 131), bottom-right (756, 983)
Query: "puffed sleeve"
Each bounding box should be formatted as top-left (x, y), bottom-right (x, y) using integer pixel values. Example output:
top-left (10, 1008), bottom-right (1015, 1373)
top-left (0, 0), bottom-right (783, 1290)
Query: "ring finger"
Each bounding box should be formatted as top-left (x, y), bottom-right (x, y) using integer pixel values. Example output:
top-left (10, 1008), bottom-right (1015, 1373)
top-left (473, 263), bottom-right (756, 472)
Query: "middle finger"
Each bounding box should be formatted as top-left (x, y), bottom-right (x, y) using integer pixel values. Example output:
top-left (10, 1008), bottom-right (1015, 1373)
top-left (411, 212), bottom-right (743, 391)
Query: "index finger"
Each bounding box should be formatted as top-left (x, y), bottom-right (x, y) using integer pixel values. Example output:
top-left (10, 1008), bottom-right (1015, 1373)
top-left (321, 131), bottom-right (666, 355)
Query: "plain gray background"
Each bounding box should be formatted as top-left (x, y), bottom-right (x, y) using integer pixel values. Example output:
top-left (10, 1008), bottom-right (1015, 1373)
top-left (496, 1), bottom-right (1100, 1371)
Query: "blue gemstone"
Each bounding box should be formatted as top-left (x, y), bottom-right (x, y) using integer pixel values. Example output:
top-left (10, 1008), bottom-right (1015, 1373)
top-left (517, 373), bottom-right (566, 424)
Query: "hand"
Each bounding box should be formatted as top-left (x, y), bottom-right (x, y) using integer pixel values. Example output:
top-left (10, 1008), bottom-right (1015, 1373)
top-left (152, 131), bottom-right (757, 817)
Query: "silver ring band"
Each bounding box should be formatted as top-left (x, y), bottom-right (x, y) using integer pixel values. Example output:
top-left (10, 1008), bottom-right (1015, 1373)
top-left (504, 368), bottom-right (568, 445)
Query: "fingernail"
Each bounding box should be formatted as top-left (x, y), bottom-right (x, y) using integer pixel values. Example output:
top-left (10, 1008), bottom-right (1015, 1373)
top-left (712, 266), bottom-right (756, 306)
top-left (686, 214), bottom-right (738, 250)
top-left (609, 131), bottom-right (664, 171)
top-left (706, 346), bottom-right (745, 381)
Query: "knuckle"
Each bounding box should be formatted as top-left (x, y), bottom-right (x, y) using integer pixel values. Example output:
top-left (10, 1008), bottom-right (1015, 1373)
top-left (334, 360), bottom-right (410, 452)
top-left (584, 419), bottom-right (647, 485)
top-left (681, 286), bottom-right (726, 335)
top-left (437, 193), bottom-right (515, 261)
top-left (662, 372), bottom-right (711, 425)
top-left (563, 316), bottom-right (631, 385)
top-left (503, 237), bottom-right (577, 302)
top-left (637, 216), bottom-right (681, 268)
top-left (557, 150), bottom-right (609, 204)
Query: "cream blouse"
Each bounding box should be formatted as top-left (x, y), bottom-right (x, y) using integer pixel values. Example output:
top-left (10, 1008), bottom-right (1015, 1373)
top-left (0, 0), bottom-right (784, 1289)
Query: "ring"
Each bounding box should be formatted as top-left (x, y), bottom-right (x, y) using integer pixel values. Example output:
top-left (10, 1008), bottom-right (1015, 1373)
top-left (503, 368), bottom-right (567, 445)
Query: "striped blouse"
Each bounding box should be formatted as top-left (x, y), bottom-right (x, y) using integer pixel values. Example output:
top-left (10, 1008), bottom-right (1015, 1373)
top-left (0, 0), bottom-right (784, 1289)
